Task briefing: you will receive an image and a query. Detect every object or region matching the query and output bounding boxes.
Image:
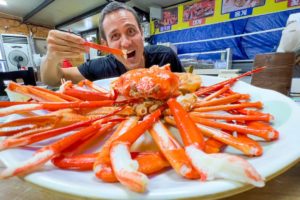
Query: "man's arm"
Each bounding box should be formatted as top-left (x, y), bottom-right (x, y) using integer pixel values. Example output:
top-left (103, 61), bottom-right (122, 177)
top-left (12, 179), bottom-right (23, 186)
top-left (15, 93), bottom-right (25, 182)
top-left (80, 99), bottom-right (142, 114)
top-left (40, 55), bottom-right (85, 86)
top-left (40, 54), bottom-right (65, 86)
top-left (40, 30), bottom-right (87, 86)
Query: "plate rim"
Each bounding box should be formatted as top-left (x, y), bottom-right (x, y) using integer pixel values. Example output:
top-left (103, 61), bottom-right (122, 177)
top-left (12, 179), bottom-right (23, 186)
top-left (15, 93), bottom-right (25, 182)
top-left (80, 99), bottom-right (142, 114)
top-left (1, 75), bottom-right (300, 199)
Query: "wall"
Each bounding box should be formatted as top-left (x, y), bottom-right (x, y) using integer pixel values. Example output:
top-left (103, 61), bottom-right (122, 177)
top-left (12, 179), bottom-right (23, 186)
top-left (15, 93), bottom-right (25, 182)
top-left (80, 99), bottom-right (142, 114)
top-left (151, 0), bottom-right (300, 61)
top-left (0, 15), bottom-right (84, 67)
top-left (151, 0), bottom-right (300, 35)
top-left (0, 15), bottom-right (50, 38)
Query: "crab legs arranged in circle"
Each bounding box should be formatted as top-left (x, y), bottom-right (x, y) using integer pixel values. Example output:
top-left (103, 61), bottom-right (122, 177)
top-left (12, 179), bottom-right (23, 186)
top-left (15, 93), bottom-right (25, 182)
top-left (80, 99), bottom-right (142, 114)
top-left (0, 65), bottom-right (277, 192)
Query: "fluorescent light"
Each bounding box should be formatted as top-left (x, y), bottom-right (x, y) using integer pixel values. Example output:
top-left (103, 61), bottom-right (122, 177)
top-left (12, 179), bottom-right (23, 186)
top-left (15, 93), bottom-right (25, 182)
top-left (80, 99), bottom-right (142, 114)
top-left (0, 0), bottom-right (7, 6)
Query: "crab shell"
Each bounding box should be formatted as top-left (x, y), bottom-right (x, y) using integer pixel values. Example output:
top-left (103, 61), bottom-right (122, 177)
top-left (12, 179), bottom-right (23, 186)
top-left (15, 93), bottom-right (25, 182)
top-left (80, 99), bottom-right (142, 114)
top-left (111, 66), bottom-right (181, 100)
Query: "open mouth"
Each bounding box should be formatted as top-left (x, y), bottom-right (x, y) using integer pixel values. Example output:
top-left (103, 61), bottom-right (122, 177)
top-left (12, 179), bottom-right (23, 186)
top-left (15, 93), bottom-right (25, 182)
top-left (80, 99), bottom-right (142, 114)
top-left (126, 50), bottom-right (136, 59)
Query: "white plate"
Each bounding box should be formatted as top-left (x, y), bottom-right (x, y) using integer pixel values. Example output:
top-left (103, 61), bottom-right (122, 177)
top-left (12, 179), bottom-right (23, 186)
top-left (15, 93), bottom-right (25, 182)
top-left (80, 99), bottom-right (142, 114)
top-left (1, 75), bottom-right (300, 200)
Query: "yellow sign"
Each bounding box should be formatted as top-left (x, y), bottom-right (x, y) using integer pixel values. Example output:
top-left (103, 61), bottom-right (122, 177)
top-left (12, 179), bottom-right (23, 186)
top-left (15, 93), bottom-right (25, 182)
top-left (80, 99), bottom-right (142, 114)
top-left (150, 0), bottom-right (300, 35)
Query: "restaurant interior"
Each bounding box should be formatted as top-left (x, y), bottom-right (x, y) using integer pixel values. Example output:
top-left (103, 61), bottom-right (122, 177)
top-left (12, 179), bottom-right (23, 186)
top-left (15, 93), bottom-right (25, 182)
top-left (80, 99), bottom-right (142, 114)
top-left (0, 0), bottom-right (300, 200)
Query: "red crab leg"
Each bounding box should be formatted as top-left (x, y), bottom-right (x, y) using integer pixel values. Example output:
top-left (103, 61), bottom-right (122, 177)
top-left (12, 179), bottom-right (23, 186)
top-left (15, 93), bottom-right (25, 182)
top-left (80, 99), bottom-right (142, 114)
top-left (246, 121), bottom-right (279, 140)
top-left (0, 116), bottom-right (58, 137)
top-left (0, 108), bottom-right (124, 150)
top-left (0, 101), bottom-right (32, 107)
top-left (149, 120), bottom-right (200, 179)
top-left (167, 98), bottom-right (206, 177)
top-left (224, 91), bottom-right (250, 100)
top-left (195, 66), bottom-right (266, 96)
top-left (110, 110), bottom-right (161, 192)
top-left (77, 79), bottom-right (108, 92)
top-left (62, 87), bottom-right (114, 101)
top-left (191, 116), bottom-right (277, 141)
top-left (168, 98), bottom-right (205, 148)
top-left (189, 112), bottom-right (273, 122)
top-left (131, 152), bottom-right (170, 175)
top-left (7, 82), bottom-right (68, 102)
top-left (0, 100), bottom-right (116, 116)
top-left (164, 115), bottom-right (228, 154)
top-left (94, 116), bottom-right (139, 182)
top-left (52, 153), bottom-right (97, 170)
top-left (0, 109), bottom-right (90, 138)
top-left (236, 133), bottom-right (262, 148)
top-left (0, 119), bottom-right (109, 179)
top-left (30, 86), bottom-right (80, 102)
top-left (147, 115), bottom-right (264, 155)
top-left (203, 84), bottom-right (231, 101)
top-left (204, 137), bottom-right (227, 154)
top-left (192, 101), bottom-right (263, 112)
top-left (59, 120), bottom-right (121, 157)
top-left (77, 79), bottom-right (118, 100)
top-left (167, 98), bottom-right (264, 186)
top-left (238, 109), bottom-right (274, 118)
top-left (195, 124), bottom-right (263, 156)
top-left (52, 152), bottom-right (170, 174)
top-left (84, 41), bottom-right (126, 57)
top-left (194, 94), bottom-right (242, 108)
top-left (79, 105), bottom-right (134, 116)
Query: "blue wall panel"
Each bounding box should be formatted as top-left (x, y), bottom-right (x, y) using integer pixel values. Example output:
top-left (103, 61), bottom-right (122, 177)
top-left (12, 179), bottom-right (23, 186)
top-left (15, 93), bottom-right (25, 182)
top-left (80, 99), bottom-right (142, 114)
top-left (151, 9), bottom-right (300, 60)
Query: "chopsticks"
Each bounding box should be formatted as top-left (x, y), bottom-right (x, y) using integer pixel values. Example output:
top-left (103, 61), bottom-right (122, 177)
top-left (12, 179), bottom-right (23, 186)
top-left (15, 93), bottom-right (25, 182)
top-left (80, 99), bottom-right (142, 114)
top-left (84, 41), bottom-right (127, 58)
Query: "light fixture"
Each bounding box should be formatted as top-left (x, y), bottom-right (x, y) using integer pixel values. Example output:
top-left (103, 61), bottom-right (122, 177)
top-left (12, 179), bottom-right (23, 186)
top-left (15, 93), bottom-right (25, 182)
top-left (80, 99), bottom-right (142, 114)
top-left (0, 0), bottom-right (7, 6)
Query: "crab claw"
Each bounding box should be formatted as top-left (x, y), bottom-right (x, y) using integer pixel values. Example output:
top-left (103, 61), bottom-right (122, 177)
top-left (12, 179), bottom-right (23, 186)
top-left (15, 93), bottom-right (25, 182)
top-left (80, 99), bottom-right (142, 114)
top-left (185, 146), bottom-right (265, 187)
top-left (167, 98), bottom-right (265, 187)
top-left (94, 116), bottom-right (139, 183)
top-left (149, 120), bottom-right (200, 179)
top-left (110, 109), bottom-right (161, 192)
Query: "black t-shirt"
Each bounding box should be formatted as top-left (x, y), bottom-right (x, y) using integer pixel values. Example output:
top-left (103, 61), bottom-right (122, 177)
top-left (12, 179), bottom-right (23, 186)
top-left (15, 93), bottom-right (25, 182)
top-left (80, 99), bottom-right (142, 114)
top-left (78, 45), bottom-right (184, 81)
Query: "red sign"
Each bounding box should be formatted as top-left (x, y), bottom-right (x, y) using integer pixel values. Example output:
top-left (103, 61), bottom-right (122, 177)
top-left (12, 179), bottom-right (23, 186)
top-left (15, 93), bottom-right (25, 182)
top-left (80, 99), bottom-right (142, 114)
top-left (189, 18), bottom-right (206, 26)
top-left (183, 0), bottom-right (215, 22)
top-left (288, 0), bottom-right (300, 7)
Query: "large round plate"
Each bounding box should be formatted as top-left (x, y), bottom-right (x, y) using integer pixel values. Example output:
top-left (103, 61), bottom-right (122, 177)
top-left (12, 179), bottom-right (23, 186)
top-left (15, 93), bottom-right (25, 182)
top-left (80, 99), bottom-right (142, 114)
top-left (1, 75), bottom-right (300, 200)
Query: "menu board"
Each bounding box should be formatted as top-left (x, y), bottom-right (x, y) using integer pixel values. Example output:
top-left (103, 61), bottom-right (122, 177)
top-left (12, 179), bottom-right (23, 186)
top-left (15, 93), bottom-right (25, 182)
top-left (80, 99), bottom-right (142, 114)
top-left (183, 0), bottom-right (215, 26)
top-left (154, 7), bottom-right (179, 32)
top-left (288, 0), bottom-right (300, 7)
top-left (221, 0), bottom-right (266, 14)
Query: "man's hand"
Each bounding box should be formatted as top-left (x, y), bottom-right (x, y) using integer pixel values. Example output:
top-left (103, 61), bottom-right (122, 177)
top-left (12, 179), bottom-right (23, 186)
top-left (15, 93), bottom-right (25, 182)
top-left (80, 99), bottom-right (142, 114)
top-left (46, 30), bottom-right (87, 61)
top-left (40, 30), bottom-right (86, 86)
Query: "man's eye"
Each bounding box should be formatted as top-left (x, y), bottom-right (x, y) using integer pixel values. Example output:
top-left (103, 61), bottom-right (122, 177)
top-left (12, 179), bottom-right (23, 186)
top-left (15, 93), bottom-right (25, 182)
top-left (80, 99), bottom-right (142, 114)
top-left (127, 28), bottom-right (136, 36)
top-left (111, 34), bottom-right (120, 41)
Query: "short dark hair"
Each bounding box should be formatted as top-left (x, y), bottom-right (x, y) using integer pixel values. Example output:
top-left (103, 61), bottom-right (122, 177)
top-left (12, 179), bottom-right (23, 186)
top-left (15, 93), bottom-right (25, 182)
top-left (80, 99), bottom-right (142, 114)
top-left (99, 1), bottom-right (142, 41)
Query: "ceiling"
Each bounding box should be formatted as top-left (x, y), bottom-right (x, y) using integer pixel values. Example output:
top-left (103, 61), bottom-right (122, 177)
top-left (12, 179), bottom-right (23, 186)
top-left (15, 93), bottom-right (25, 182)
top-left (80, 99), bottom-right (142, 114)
top-left (0, 0), bottom-right (190, 33)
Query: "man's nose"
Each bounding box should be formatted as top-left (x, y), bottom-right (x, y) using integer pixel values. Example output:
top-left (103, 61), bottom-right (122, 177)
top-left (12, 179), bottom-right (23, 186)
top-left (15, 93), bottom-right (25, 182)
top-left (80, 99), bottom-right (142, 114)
top-left (120, 35), bottom-right (131, 48)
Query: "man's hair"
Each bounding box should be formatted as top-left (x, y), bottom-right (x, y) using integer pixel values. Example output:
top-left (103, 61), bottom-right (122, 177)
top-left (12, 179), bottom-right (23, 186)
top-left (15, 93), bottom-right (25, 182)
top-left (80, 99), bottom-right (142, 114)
top-left (99, 1), bottom-right (142, 41)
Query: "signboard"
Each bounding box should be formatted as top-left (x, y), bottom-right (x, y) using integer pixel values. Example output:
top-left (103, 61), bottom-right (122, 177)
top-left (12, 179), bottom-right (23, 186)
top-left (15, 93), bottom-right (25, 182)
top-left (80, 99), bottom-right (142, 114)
top-left (183, 0), bottom-right (215, 23)
top-left (288, 0), bottom-right (300, 7)
top-left (154, 7), bottom-right (178, 33)
top-left (221, 0), bottom-right (265, 14)
top-left (150, 0), bottom-right (300, 34)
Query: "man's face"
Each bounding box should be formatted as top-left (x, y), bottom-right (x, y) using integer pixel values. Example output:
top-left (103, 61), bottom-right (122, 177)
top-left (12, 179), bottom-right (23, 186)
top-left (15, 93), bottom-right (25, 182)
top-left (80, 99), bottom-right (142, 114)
top-left (102, 10), bottom-right (145, 70)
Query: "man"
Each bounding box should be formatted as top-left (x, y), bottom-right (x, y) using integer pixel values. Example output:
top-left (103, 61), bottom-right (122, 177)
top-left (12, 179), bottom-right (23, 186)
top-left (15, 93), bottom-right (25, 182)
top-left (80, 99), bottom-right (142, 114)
top-left (41, 2), bottom-right (184, 86)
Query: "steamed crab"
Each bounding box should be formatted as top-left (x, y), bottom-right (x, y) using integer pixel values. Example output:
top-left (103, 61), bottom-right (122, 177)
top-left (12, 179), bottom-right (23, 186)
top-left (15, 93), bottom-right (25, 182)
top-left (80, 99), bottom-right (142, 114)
top-left (0, 65), bottom-right (276, 192)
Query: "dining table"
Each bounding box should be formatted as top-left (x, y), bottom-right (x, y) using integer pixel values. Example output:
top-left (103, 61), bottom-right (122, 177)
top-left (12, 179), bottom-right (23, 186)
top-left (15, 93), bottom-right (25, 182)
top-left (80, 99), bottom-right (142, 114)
top-left (0, 159), bottom-right (299, 200)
